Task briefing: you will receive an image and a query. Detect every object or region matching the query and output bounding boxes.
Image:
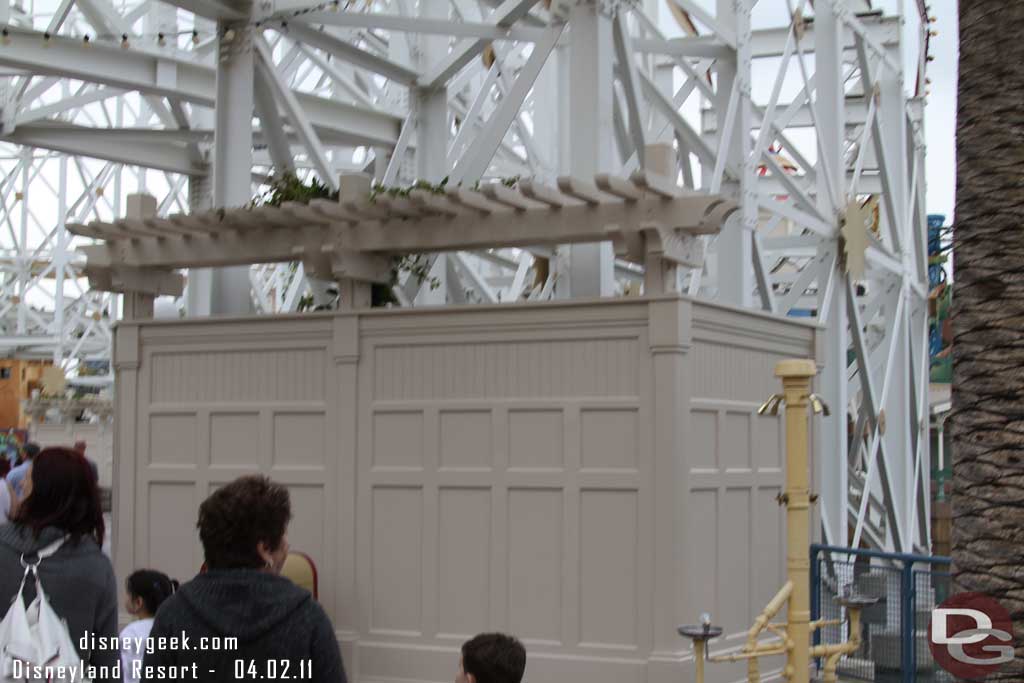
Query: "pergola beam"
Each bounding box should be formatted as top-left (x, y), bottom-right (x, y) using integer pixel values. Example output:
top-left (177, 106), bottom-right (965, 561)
top-left (75, 185), bottom-right (735, 270)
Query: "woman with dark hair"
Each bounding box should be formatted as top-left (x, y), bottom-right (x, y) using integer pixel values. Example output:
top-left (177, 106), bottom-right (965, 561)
top-left (0, 446), bottom-right (119, 681)
top-left (121, 570), bottom-right (178, 683)
top-left (142, 474), bottom-right (347, 682)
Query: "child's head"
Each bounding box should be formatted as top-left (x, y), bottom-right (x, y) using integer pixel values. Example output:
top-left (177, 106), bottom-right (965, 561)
top-left (457, 633), bottom-right (526, 683)
top-left (125, 569), bottom-right (178, 617)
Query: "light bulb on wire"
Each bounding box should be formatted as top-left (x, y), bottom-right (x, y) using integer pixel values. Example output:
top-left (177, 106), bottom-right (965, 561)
top-left (157, 32), bottom-right (166, 47)
top-left (121, 33), bottom-right (129, 48)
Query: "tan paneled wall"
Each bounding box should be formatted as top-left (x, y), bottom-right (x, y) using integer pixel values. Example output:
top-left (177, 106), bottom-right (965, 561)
top-left (113, 298), bottom-right (816, 683)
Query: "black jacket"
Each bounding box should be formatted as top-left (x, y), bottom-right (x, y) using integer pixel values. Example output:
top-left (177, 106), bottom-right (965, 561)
top-left (140, 569), bottom-right (346, 683)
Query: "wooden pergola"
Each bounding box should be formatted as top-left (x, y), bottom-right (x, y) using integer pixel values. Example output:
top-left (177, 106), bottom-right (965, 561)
top-left (71, 157), bottom-right (737, 314)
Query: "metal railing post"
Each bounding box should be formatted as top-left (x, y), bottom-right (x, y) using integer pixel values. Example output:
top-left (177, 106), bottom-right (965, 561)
top-left (900, 561), bottom-right (914, 683)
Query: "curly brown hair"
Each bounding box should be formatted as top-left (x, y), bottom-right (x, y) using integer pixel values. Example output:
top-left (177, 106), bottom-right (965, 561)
top-left (197, 475), bottom-right (291, 570)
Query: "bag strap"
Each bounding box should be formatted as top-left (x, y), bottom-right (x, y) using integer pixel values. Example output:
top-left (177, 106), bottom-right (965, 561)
top-left (20, 535), bottom-right (67, 569)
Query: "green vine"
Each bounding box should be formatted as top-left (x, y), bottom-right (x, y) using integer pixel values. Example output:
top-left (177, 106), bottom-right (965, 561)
top-left (253, 173), bottom-right (524, 309)
top-left (253, 173), bottom-right (445, 308)
top-left (369, 176), bottom-right (449, 202)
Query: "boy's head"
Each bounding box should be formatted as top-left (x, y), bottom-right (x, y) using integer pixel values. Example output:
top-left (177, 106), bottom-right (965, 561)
top-left (457, 633), bottom-right (525, 683)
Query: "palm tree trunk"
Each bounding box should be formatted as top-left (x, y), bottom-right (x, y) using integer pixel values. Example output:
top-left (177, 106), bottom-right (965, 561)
top-left (951, 2), bottom-right (1024, 680)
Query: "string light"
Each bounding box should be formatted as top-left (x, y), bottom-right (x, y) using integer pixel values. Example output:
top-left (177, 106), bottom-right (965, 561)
top-left (5, 0), bottom-right (364, 49)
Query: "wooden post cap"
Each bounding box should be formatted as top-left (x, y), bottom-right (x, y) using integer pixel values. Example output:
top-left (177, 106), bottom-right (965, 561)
top-left (774, 358), bottom-right (818, 379)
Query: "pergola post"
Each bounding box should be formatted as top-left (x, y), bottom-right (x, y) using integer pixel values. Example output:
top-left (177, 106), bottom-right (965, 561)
top-left (186, 169), bottom-right (214, 317)
top-left (121, 193), bottom-right (156, 320)
top-left (335, 174), bottom-right (373, 310)
top-left (643, 142), bottom-right (680, 295)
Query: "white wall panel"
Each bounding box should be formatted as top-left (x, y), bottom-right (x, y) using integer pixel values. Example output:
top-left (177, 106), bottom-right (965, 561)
top-left (114, 298), bottom-right (815, 683)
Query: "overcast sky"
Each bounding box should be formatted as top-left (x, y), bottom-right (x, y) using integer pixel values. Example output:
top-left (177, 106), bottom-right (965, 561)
top-left (922, 0), bottom-right (958, 224)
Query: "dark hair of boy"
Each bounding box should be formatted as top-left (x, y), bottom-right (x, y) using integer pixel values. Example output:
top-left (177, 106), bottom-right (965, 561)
top-left (461, 633), bottom-right (526, 683)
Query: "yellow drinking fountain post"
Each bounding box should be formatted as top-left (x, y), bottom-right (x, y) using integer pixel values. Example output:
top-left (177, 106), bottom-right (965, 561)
top-left (778, 358), bottom-right (816, 683)
top-left (678, 359), bottom-right (877, 683)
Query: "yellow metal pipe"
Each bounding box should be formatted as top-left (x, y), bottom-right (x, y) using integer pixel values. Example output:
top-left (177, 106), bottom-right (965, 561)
top-left (746, 581), bottom-right (793, 648)
top-left (809, 619), bottom-right (842, 632)
top-left (820, 609), bottom-right (863, 683)
top-left (743, 580), bottom-right (793, 683)
top-left (710, 648), bottom-right (789, 663)
top-left (775, 359), bottom-right (817, 683)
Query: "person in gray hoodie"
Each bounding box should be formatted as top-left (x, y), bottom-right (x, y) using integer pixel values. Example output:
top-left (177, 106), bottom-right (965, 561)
top-left (140, 474), bottom-right (346, 683)
top-left (0, 446), bottom-right (119, 682)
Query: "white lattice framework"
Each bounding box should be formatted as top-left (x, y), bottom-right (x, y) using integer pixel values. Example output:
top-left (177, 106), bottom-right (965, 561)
top-left (0, 0), bottom-right (933, 552)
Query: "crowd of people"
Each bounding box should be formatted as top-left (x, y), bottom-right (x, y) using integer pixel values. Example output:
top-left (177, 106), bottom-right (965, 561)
top-left (0, 444), bottom-right (527, 683)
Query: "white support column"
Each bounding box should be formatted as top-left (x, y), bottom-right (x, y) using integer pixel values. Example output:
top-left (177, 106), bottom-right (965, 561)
top-left (879, 44), bottom-right (908, 255)
top-left (210, 18), bottom-right (256, 315)
top-left (16, 148), bottom-right (29, 334)
top-left (910, 292), bottom-right (930, 550)
top-left (815, 0), bottom-right (848, 548)
top-left (53, 153), bottom-right (67, 364)
top-left (414, 0), bottom-right (450, 305)
top-left (416, 2), bottom-right (449, 182)
top-left (561, 1), bottom-right (615, 299)
top-left (532, 40), bottom-right (561, 180)
top-left (882, 287), bottom-right (911, 551)
top-left (714, 0), bottom-right (753, 307)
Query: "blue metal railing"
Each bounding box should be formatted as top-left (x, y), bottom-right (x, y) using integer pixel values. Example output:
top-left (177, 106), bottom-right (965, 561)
top-left (810, 544), bottom-right (952, 683)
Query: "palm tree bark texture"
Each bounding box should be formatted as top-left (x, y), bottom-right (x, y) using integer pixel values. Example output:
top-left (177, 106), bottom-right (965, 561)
top-left (951, 1), bottom-right (1024, 680)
